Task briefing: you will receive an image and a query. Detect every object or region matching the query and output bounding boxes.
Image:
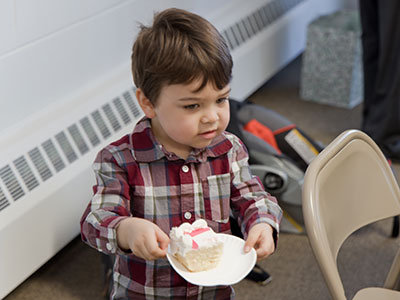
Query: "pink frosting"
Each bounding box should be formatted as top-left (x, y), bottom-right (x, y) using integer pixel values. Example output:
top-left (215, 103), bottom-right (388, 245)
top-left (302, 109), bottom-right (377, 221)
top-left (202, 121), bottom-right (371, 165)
top-left (184, 228), bottom-right (211, 249)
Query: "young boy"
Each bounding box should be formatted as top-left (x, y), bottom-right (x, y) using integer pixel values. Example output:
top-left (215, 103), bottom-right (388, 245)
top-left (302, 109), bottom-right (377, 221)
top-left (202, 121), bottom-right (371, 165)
top-left (80, 8), bottom-right (282, 299)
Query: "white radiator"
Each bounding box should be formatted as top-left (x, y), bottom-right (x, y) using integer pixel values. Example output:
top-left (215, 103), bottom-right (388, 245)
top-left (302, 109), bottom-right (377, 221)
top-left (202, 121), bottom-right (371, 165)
top-left (0, 0), bottom-right (327, 297)
top-left (0, 65), bottom-right (144, 298)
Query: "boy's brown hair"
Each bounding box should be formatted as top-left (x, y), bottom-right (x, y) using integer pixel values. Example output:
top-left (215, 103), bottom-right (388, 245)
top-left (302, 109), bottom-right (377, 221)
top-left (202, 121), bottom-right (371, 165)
top-left (131, 8), bottom-right (233, 104)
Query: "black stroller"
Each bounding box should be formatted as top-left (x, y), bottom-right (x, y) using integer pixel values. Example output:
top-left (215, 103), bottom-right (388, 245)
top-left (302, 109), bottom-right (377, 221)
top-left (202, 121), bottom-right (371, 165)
top-left (227, 98), bottom-right (324, 285)
top-left (227, 99), bottom-right (400, 236)
top-left (227, 99), bottom-right (324, 231)
top-left (227, 98), bottom-right (400, 232)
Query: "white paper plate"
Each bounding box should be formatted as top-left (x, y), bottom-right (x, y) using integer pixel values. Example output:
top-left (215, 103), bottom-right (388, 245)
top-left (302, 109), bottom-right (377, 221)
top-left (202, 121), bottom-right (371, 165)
top-left (167, 234), bottom-right (256, 286)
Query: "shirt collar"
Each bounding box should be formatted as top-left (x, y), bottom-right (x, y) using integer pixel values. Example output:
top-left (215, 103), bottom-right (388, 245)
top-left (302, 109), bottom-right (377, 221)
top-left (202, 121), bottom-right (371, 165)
top-left (131, 117), bottom-right (232, 163)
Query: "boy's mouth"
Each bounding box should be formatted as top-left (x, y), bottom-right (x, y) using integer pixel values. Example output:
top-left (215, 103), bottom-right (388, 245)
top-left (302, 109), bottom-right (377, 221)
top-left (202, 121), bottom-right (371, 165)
top-left (199, 129), bottom-right (217, 139)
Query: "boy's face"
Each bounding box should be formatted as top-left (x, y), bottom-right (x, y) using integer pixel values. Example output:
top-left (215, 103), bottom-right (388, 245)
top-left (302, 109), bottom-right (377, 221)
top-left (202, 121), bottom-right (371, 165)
top-left (140, 79), bottom-right (231, 159)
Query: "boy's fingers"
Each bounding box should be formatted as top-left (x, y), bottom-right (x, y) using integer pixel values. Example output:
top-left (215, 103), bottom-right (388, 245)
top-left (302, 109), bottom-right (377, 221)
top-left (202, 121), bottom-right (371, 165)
top-left (255, 239), bottom-right (269, 259)
top-left (132, 243), bottom-right (147, 259)
top-left (257, 234), bottom-right (275, 260)
top-left (256, 244), bottom-right (274, 260)
top-left (144, 235), bottom-right (166, 259)
top-left (142, 228), bottom-right (170, 259)
top-left (244, 233), bottom-right (258, 253)
top-left (156, 229), bottom-right (170, 250)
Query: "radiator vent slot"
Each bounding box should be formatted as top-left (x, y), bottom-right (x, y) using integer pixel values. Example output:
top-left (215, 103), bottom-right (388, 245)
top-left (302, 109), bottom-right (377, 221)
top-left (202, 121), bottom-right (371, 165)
top-left (42, 139), bottom-right (65, 172)
top-left (68, 124), bottom-right (89, 155)
top-left (113, 97), bottom-right (131, 125)
top-left (123, 91), bottom-right (141, 117)
top-left (55, 131), bottom-right (78, 163)
top-left (13, 156), bottom-right (39, 191)
top-left (0, 187), bottom-right (9, 211)
top-left (80, 117), bottom-right (100, 147)
top-left (0, 87), bottom-right (143, 213)
top-left (91, 110), bottom-right (111, 139)
top-left (222, 0), bottom-right (304, 50)
top-left (0, 165), bottom-right (25, 201)
top-left (28, 148), bottom-right (53, 181)
top-left (102, 103), bottom-right (121, 132)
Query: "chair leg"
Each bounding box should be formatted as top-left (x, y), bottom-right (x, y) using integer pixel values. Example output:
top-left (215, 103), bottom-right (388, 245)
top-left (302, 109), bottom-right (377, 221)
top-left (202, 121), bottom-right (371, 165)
top-left (392, 216), bottom-right (400, 238)
top-left (384, 248), bottom-right (400, 290)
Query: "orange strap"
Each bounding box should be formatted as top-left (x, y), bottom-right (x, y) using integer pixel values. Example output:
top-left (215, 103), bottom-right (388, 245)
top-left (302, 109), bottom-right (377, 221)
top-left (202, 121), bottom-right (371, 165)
top-left (243, 119), bottom-right (282, 154)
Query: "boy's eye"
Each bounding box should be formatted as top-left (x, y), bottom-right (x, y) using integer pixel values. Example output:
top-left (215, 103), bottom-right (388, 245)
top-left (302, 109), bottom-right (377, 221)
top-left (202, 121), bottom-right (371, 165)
top-left (217, 97), bottom-right (229, 104)
top-left (183, 104), bottom-right (199, 110)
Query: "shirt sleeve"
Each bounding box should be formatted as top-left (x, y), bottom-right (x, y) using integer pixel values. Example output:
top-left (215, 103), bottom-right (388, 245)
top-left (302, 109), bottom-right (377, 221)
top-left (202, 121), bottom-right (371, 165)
top-left (80, 146), bottom-right (132, 255)
top-left (229, 136), bottom-right (282, 242)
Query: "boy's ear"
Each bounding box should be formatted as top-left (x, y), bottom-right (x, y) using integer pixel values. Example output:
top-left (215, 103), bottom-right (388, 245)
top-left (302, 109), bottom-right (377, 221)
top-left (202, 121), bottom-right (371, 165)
top-left (136, 88), bottom-right (156, 118)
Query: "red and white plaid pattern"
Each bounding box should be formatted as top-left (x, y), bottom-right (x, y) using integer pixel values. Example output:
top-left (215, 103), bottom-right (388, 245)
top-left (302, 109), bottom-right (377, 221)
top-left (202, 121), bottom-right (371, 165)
top-left (80, 117), bottom-right (282, 299)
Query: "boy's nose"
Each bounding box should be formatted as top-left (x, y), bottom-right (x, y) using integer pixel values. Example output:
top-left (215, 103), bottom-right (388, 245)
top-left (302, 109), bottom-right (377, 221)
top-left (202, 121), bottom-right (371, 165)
top-left (201, 111), bottom-right (219, 123)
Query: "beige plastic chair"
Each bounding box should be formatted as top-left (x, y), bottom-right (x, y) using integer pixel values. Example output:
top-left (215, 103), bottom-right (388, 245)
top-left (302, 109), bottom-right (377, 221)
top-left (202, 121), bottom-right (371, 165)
top-left (302, 129), bottom-right (400, 300)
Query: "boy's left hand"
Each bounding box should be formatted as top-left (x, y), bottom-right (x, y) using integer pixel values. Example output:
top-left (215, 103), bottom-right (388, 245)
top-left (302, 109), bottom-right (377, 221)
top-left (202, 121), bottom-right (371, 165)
top-left (244, 223), bottom-right (275, 261)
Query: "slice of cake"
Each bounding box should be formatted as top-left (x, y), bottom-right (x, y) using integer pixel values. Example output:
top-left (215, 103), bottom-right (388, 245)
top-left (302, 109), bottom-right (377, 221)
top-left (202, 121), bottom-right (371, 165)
top-left (169, 219), bottom-right (223, 272)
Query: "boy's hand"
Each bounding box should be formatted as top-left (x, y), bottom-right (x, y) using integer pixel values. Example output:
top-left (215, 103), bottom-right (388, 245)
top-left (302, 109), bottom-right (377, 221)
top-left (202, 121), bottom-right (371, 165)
top-left (244, 223), bottom-right (275, 261)
top-left (117, 217), bottom-right (170, 261)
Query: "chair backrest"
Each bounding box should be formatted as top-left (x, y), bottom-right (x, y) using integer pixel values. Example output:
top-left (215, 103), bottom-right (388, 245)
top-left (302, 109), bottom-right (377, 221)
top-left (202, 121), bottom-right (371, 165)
top-left (302, 129), bottom-right (400, 300)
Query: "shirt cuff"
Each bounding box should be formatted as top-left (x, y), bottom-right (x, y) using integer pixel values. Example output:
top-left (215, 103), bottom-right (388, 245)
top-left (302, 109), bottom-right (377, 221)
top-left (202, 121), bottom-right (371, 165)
top-left (99, 215), bottom-right (132, 255)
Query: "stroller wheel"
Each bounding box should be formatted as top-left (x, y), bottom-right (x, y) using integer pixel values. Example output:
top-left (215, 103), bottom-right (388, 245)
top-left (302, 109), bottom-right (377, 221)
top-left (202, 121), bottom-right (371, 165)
top-left (263, 172), bottom-right (284, 190)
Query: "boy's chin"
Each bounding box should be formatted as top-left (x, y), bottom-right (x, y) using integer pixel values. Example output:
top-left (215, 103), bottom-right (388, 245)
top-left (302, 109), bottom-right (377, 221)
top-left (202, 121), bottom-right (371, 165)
top-left (191, 140), bottom-right (213, 150)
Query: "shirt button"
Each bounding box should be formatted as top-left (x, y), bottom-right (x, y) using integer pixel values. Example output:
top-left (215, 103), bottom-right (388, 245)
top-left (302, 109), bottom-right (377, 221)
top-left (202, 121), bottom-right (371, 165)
top-left (184, 211), bottom-right (192, 220)
top-left (182, 165), bottom-right (189, 173)
top-left (106, 243), bottom-right (112, 251)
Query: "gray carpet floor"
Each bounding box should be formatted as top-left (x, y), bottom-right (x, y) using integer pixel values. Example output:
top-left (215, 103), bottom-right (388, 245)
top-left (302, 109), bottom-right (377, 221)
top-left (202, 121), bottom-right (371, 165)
top-left (5, 56), bottom-right (400, 300)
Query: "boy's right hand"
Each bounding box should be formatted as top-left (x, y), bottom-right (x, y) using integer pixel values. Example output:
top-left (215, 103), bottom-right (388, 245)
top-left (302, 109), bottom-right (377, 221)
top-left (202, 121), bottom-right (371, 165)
top-left (116, 217), bottom-right (170, 260)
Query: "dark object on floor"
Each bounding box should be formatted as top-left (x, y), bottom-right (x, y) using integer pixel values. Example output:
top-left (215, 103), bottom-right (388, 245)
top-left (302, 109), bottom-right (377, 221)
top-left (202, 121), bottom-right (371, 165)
top-left (381, 140), bottom-right (400, 164)
top-left (359, 0), bottom-right (400, 157)
top-left (392, 216), bottom-right (399, 238)
top-left (389, 162), bottom-right (400, 238)
top-left (246, 264), bottom-right (273, 285)
top-left (359, 0), bottom-right (400, 235)
top-left (101, 253), bottom-right (114, 299)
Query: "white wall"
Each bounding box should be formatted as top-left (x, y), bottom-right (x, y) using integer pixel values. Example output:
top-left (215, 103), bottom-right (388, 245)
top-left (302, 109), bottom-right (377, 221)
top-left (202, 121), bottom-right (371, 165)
top-left (0, 0), bottom-right (241, 136)
top-left (0, 0), bottom-right (349, 136)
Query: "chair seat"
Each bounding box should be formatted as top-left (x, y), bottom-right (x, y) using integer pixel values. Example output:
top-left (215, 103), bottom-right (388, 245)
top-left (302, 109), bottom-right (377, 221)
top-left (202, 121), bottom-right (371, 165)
top-left (353, 287), bottom-right (400, 300)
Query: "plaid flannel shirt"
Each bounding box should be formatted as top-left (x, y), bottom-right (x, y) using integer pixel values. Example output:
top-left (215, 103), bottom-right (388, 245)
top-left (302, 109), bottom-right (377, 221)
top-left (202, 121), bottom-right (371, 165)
top-left (80, 117), bottom-right (282, 299)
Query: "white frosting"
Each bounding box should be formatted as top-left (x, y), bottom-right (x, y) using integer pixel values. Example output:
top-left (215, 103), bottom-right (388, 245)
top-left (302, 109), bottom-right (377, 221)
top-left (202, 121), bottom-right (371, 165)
top-left (169, 220), bottom-right (220, 256)
top-left (192, 219), bottom-right (207, 229)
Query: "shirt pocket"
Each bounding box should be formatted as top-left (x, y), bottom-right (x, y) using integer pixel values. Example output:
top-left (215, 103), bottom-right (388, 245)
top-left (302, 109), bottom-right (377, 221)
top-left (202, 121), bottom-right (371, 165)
top-left (201, 173), bottom-right (231, 226)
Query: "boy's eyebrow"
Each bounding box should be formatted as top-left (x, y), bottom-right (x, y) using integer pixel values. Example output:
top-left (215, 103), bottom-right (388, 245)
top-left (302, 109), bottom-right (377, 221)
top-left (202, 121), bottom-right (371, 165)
top-left (220, 88), bottom-right (231, 96)
top-left (178, 88), bottom-right (231, 101)
top-left (177, 96), bottom-right (202, 101)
